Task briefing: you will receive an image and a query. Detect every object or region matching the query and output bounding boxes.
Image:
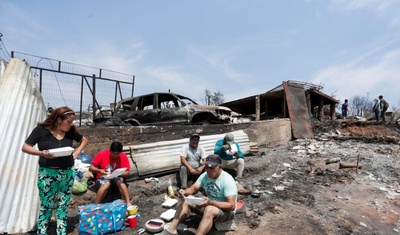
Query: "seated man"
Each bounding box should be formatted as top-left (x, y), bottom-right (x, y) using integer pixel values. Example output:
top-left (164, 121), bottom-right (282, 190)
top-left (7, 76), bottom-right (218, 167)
top-left (214, 133), bottom-right (245, 180)
top-left (179, 133), bottom-right (207, 189)
top-left (161, 154), bottom-right (237, 235)
top-left (89, 141), bottom-right (132, 207)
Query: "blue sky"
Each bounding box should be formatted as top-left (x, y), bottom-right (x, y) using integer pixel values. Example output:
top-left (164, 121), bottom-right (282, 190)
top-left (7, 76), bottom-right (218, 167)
top-left (1, 0), bottom-right (400, 109)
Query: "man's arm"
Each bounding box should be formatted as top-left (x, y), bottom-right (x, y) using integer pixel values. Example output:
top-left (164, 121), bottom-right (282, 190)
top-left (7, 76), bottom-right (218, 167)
top-left (214, 140), bottom-right (229, 155)
top-left (200, 195), bottom-right (236, 211)
top-left (181, 155), bottom-right (198, 175)
top-left (235, 143), bottom-right (244, 159)
top-left (89, 163), bottom-right (108, 175)
top-left (179, 181), bottom-right (201, 197)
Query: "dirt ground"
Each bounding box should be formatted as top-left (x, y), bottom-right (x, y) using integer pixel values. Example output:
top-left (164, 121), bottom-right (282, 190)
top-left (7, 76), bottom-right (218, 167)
top-left (35, 120), bottom-right (400, 235)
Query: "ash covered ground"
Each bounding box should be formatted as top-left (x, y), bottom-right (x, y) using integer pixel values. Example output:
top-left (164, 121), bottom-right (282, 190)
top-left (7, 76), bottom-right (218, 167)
top-left (41, 120), bottom-right (400, 235)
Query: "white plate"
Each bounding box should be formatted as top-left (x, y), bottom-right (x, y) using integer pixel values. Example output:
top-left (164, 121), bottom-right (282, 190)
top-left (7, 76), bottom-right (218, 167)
top-left (160, 209), bottom-right (176, 221)
top-left (162, 198), bottom-right (178, 208)
top-left (103, 168), bottom-right (127, 179)
top-left (225, 144), bottom-right (238, 155)
top-left (48, 147), bottom-right (74, 157)
top-left (184, 196), bottom-right (205, 205)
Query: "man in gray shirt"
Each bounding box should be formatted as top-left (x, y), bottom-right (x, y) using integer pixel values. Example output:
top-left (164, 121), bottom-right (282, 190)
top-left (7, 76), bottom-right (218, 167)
top-left (179, 133), bottom-right (207, 189)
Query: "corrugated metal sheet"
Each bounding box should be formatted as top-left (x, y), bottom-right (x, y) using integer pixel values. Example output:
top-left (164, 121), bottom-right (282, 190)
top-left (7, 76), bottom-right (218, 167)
top-left (124, 130), bottom-right (250, 177)
top-left (283, 81), bottom-right (314, 139)
top-left (0, 58), bottom-right (6, 80)
top-left (0, 58), bottom-right (47, 233)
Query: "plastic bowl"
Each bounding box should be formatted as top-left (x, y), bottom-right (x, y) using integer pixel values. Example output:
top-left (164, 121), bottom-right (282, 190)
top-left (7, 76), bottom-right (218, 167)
top-left (145, 219), bottom-right (165, 233)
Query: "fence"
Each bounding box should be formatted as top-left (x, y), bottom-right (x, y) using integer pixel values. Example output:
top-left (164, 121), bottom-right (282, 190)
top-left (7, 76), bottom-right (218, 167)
top-left (11, 51), bottom-right (135, 126)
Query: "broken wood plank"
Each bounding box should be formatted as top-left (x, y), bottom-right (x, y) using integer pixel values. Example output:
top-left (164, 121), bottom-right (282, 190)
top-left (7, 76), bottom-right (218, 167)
top-left (325, 157), bottom-right (341, 165)
top-left (339, 162), bottom-right (363, 169)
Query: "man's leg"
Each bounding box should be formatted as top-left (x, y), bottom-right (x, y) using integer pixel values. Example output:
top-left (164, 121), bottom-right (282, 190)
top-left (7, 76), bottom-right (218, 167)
top-left (222, 159), bottom-right (243, 178)
top-left (196, 206), bottom-right (220, 235)
top-left (115, 178), bottom-right (132, 207)
top-left (382, 108), bottom-right (387, 122)
top-left (236, 158), bottom-right (245, 178)
top-left (163, 201), bottom-right (191, 234)
top-left (179, 166), bottom-right (189, 189)
top-left (95, 180), bottom-right (111, 204)
top-left (222, 159), bottom-right (237, 171)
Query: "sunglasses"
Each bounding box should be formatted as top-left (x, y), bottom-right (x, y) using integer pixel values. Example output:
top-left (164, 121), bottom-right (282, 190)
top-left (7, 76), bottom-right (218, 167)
top-left (62, 111), bottom-right (75, 117)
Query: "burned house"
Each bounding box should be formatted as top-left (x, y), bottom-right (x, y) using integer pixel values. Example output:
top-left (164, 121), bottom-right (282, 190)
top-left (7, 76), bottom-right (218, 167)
top-left (221, 80), bottom-right (339, 139)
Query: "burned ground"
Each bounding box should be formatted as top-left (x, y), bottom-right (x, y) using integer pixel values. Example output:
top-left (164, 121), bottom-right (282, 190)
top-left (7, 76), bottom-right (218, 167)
top-left (39, 121), bottom-right (400, 235)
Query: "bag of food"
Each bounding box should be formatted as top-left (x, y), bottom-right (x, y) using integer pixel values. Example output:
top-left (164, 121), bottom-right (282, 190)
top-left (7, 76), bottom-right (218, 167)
top-left (72, 177), bottom-right (88, 194)
top-left (78, 199), bottom-right (127, 234)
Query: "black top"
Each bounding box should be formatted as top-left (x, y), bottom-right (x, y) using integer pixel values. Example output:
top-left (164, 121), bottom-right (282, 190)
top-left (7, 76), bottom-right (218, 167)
top-left (25, 125), bottom-right (84, 169)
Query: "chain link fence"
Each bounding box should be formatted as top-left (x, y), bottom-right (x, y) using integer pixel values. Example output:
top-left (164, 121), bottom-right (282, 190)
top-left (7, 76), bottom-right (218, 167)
top-left (11, 51), bottom-right (135, 126)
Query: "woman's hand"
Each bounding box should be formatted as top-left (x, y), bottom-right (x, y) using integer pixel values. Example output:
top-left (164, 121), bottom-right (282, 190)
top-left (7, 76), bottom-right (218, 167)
top-left (41, 150), bottom-right (56, 159)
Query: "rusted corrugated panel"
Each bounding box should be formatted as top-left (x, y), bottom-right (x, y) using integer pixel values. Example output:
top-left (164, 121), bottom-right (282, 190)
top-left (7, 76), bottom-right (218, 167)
top-left (124, 130), bottom-right (250, 177)
top-left (283, 81), bottom-right (314, 139)
top-left (0, 58), bottom-right (47, 233)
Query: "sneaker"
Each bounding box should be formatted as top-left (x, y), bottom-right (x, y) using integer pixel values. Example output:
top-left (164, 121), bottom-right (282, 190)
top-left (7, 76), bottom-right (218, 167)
top-left (236, 200), bottom-right (245, 213)
top-left (238, 188), bottom-right (252, 195)
top-left (177, 223), bottom-right (187, 233)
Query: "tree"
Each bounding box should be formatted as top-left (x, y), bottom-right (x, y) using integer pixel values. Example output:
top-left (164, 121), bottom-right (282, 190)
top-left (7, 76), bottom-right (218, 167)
top-left (349, 95), bottom-right (373, 116)
top-left (204, 89), bottom-right (224, 105)
top-left (204, 89), bottom-right (212, 105)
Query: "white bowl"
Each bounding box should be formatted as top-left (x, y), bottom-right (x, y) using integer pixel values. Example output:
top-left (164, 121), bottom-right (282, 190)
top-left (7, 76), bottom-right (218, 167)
top-left (184, 196), bottom-right (205, 205)
top-left (48, 147), bottom-right (74, 157)
top-left (145, 219), bottom-right (165, 233)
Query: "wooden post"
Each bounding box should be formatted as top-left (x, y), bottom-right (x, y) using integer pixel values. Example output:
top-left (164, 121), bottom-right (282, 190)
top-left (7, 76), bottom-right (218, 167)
top-left (318, 99), bottom-right (324, 121)
top-left (330, 103), bottom-right (336, 120)
top-left (255, 95), bottom-right (260, 121)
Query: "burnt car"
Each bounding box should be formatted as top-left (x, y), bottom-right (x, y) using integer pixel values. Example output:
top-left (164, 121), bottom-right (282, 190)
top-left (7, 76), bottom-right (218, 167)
top-left (110, 92), bottom-right (232, 126)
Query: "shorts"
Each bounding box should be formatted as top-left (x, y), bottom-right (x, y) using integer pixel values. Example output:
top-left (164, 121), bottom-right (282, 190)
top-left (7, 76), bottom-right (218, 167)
top-left (191, 205), bottom-right (234, 223)
top-left (94, 176), bottom-right (125, 192)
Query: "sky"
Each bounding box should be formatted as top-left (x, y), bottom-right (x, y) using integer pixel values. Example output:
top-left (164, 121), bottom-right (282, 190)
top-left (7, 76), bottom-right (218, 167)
top-left (1, 0), bottom-right (400, 109)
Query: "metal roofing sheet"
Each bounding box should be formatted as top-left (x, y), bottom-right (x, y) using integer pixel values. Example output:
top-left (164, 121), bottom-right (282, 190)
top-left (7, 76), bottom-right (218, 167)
top-left (0, 58), bottom-right (47, 233)
top-left (124, 130), bottom-right (250, 177)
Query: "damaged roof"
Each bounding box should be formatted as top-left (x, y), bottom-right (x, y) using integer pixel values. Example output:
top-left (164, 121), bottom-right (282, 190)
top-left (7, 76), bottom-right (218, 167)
top-left (221, 80), bottom-right (339, 116)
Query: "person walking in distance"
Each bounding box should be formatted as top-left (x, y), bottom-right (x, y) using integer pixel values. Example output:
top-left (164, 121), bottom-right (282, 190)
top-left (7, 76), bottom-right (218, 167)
top-left (341, 99), bottom-right (349, 119)
top-left (372, 99), bottom-right (380, 121)
top-left (378, 95), bottom-right (389, 123)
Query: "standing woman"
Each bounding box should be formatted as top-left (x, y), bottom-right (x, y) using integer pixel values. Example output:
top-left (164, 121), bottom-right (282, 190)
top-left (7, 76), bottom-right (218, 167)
top-left (22, 106), bottom-right (88, 235)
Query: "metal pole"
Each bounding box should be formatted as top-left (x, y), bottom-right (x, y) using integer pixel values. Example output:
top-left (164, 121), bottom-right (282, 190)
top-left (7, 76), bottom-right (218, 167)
top-left (78, 76), bottom-right (84, 127)
top-left (92, 74), bottom-right (96, 120)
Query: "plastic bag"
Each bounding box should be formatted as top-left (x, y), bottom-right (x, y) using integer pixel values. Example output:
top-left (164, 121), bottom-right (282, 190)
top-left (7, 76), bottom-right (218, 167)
top-left (72, 177), bottom-right (88, 194)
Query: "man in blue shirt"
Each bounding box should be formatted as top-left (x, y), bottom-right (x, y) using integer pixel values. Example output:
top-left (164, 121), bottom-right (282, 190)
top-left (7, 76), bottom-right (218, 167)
top-left (214, 133), bottom-right (245, 180)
